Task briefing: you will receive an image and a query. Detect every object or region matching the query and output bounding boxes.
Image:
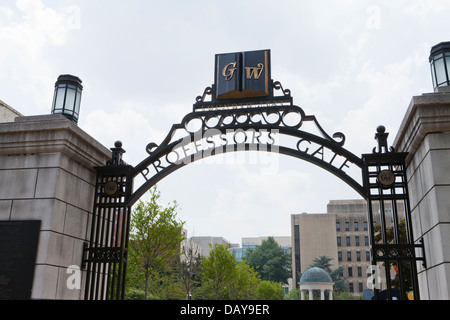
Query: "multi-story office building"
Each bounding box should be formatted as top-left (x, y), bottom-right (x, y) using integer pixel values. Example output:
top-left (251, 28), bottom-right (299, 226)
top-left (190, 236), bottom-right (239, 257)
top-left (291, 199), bottom-right (405, 296)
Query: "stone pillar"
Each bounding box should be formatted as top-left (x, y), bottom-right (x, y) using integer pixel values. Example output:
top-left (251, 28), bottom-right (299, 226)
top-left (329, 290), bottom-right (333, 300)
top-left (320, 289), bottom-right (325, 300)
top-left (393, 89), bottom-right (450, 300)
top-left (301, 289), bottom-right (305, 300)
top-left (0, 115), bottom-right (111, 299)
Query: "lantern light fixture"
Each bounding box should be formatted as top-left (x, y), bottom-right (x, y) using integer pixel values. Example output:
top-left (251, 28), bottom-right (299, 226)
top-left (429, 41), bottom-right (450, 92)
top-left (51, 74), bottom-right (83, 123)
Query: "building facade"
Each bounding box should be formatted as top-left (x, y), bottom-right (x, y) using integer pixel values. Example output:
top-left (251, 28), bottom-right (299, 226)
top-left (0, 100), bottom-right (22, 123)
top-left (189, 236), bottom-right (236, 257)
top-left (292, 199), bottom-right (406, 296)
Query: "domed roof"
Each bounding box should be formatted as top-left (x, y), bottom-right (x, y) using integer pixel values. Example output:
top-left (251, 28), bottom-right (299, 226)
top-left (300, 267), bottom-right (333, 283)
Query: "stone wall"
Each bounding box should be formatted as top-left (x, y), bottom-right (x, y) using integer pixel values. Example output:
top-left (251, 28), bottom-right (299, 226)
top-left (0, 114), bottom-right (110, 299)
top-left (394, 90), bottom-right (450, 300)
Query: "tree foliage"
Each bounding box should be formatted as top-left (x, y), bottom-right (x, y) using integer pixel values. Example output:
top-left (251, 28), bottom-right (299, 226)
top-left (244, 237), bottom-right (291, 284)
top-left (175, 237), bottom-right (203, 298)
top-left (200, 244), bottom-right (261, 300)
top-left (201, 244), bottom-right (236, 299)
top-left (255, 280), bottom-right (285, 300)
top-left (127, 186), bottom-right (185, 299)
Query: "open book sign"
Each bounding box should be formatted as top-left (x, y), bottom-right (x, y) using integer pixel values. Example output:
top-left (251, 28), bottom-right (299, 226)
top-left (215, 50), bottom-right (271, 100)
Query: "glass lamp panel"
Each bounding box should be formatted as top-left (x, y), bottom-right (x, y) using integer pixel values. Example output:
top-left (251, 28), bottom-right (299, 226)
top-left (74, 88), bottom-right (82, 116)
top-left (445, 56), bottom-right (450, 85)
top-left (434, 57), bottom-right (447, 86)
top-left (54, 85), bottom-right (66, 111)
top-left (64, 85), bottom-right (77, 113)
top-left (431, 63), bottom-right (437, 88)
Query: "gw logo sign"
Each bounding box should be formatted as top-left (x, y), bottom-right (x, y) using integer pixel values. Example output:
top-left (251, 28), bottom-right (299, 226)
top-left (215, 50), bottom-right (270, 100)
top-left (222, 61), bottom-right (264, 81)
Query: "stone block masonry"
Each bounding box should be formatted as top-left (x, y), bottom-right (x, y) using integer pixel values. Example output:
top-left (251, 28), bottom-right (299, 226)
top-left (394, 90), bottom-right (450, 300)
top-left (0, 114), bottom-right (110, 299)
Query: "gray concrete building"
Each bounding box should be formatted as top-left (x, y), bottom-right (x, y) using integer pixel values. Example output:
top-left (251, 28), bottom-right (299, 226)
top-left (291, 199), bottom-right (406, 296)
top-left (189, 236), bottom-right (236, 257)
top-left (0, 100), bottom-right (22, 123)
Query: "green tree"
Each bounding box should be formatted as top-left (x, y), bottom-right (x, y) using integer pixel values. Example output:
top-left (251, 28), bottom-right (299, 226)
top-left (127, 186), bottom-right (185, 299)
top-left (201, 244), bottom-right (237, 299)
top-left (228, 260), bottom-right (260, 300)
top-left (175, 237), bottom-right (203, 299)
top-left (244, 237), bottom-right (291, 284)
top-left (256, 280), bottom-right (285, 300)
top-left (284, 288), bottom-right (302, 300)
top-left (200, 244), bottom-right (261, 300)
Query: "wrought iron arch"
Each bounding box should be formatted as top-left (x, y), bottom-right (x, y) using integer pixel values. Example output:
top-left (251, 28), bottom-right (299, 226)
top-left (128, 101), bottom-right (365, 206)
top-left (83, 57), bottom-right (426, 300)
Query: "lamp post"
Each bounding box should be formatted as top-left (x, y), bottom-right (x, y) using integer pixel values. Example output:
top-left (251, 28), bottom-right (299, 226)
top-left (429, 41), bottom-right (450, 92)
top-left (51, 74), bottom-right (83, 123)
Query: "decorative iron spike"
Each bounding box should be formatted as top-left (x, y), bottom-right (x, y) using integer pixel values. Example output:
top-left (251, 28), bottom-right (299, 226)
top-left (373, 125), bottom-right (394, 153)
top-left (108, 141), bottom-right (126, 166)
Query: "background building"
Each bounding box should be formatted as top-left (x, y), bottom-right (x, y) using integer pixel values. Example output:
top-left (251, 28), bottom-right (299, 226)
top-left (233, 236), bottom-right (291, 261)
top-left (291, 213), bottom-right (339, 290)
top-left (292, 199), bottom-right (406, 296)
top-left (189, 236), bottom-right (237, 257)
top-left (0, 100), bottom-right (22, 123)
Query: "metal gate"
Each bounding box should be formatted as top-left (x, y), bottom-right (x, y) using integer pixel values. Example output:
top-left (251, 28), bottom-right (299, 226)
top-left (83, 143), bottom-right (133, 300)
top-left (82, 50), bottom-right (426, 300)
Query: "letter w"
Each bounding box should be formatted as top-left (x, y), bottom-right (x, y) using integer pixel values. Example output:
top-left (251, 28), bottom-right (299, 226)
top-left (245, 63), bottom-right (264, 80)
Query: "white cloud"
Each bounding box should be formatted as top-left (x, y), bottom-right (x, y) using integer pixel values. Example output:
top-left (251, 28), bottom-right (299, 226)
top-left (0, 0), bottom-right (79, 113)
top-left (80, 107), bottom-right (166, 166)
top-left (1, 0), bottom-right (69, 56)
top-left (403, 0), bottom-right (450, 16)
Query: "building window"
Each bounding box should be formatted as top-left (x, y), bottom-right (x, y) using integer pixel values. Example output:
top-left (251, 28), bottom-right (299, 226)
top-left (349, 282), bottom-right (354, 293)
top-left (366, 251), bottom-right (370, 261)
top-left (355, 236), bottom-right (360, 246)
top-left (338, 251), bottom-right (342, 262)
top-left (345, 221), bottom-right (350, 231)
top-left (356, 251), bottom-right (361, 261)
top-left (354, 221), bottom-right (359, 231)
top-left (348, 266), bottom-right (353, 277)
top-left (294, 225), bottom-right (301, 288)
top-left (347, 251), bottom-right (352, 261)
top-left (357, 266), bottom-right (362, 277)
top-left (363, 221), bottom-right (368, 231)
top-left (336, 221), bottom-right (341, 231)
top-left (358, 282), bottom-right (364, 293)
top-left (346, 236), bottom-right (351, 246)
top-left (337, 237), bottom-right (341, 247)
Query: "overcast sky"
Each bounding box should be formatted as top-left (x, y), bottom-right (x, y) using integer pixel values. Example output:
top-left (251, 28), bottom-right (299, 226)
top-left (1, 0), bottom-right (448, 244)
